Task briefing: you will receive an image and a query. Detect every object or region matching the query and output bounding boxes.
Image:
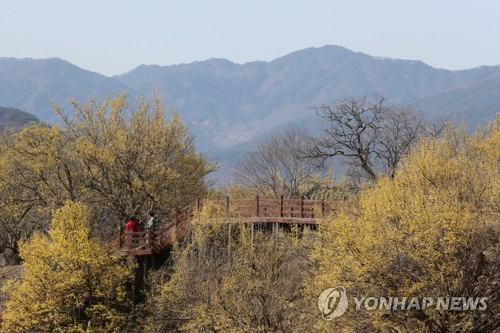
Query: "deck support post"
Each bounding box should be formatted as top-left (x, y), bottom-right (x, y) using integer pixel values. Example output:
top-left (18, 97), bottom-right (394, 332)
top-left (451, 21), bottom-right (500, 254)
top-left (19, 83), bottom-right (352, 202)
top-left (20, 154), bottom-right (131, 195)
top-left (143, 258), bottom-right (147, 292)
top-left (280, 195), bottom-right (284, 217)
top-left (300, 196), bottom-right (304, 218)
top-left (228, 224), bottom-right (232, 257)
top-left (250, 223), bottom-right (254, 250)
top-left (117, 225), bottom-right (122, 251)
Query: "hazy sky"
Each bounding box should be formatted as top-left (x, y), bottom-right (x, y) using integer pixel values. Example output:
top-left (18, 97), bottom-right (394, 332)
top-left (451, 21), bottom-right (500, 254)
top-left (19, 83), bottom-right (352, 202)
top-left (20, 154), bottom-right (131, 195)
top-left (1, 0), bottom-right (498, 76)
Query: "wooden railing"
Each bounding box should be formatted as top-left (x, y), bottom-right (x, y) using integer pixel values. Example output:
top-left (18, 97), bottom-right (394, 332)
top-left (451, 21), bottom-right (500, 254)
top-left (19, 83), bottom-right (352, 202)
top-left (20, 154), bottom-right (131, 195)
top-left (203, 196), bottom-right (333, 219)
top-left (117, 196), bottom-right (336, 255)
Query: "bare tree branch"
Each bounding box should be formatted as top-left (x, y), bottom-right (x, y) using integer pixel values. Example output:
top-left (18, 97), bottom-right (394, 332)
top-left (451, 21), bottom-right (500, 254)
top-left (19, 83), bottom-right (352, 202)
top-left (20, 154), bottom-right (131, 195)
top-left (303, 95), bottom-right (442, 182)
top-left (234, 127), bottom-right (318, 198)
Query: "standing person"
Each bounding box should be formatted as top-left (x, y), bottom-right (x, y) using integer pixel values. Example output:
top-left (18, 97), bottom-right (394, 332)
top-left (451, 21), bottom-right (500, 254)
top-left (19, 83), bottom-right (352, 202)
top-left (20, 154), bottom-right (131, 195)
top-left (145, 212), bottom-right (158, 245)
top-left (146, 211), bottom-right (158, 230)
top-left (125, 217), bottom-right (139, 232)
top-left (125, 217), bottom-right (139, 245)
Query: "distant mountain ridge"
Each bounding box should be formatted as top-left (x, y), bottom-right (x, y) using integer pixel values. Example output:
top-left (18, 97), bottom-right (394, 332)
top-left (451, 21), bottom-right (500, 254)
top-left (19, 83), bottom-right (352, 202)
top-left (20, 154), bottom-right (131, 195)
top-left (1, 46), bottom-right (499, 153)
top-left (0, 106), bottom-right (39, 131)
top-left (0, 57), bottom-right (132, 124)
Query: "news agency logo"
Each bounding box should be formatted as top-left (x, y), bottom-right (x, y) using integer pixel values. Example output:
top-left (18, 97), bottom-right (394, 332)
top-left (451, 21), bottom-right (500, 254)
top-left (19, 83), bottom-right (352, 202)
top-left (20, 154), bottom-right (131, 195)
top-left (317, 286), bottom-right (348, 321)
top-left (318, 286), bottom-right (489, 321)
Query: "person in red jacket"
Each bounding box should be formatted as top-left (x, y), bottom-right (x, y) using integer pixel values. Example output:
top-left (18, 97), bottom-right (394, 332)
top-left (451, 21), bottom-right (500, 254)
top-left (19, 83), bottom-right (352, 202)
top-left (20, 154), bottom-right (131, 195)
top-left (125, 217), bottom-right (139, 245)
top-left (125, 217), bottom-right (139, 232)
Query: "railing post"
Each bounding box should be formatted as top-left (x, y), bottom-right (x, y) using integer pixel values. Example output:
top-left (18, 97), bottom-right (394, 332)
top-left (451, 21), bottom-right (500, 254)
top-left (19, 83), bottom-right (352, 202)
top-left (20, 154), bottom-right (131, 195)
top-left (196, 197), bottom-right (200, 212)
top-left (117, 225), bottom-right (122, 250)
top-left (280, 195), bottom-right (284, 217)
top-left (321, 200), bottom-right (325, 216)
top-left (300, 196), bottom-right (304, 218)
top-left (250, 222), bottom-right (254, 250)
top-left (226, 196), bottom-right (230, 219)
top-left (255, 195), bottom-right (260, 217)
top-left (228, 224), bottom-right (232, 257)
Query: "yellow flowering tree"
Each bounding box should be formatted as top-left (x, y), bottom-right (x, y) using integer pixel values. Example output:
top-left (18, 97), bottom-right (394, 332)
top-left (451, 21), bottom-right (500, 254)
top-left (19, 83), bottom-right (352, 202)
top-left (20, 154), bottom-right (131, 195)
top-left (143, 206), bottom-right (317, 332)
top-left (54, 92), bottom-right (215, 231)
top-left (0, 92), bottom-right (215, 262)
top-left (1, 201), bottom-right (134, 333)
top-left (0, 124), bottom-right (81, 263)
top-left (308, 119), bottom-right (499, 332)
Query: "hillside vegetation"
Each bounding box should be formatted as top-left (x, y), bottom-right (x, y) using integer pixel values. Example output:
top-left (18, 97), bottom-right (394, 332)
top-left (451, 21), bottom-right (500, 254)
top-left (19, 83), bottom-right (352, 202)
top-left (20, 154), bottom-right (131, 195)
top-left (0, 92), bottom-right (498, 332)
top-left (141, 118), bottom-right (498, 332)
top-left (0, 106), bottom-right (38, 130)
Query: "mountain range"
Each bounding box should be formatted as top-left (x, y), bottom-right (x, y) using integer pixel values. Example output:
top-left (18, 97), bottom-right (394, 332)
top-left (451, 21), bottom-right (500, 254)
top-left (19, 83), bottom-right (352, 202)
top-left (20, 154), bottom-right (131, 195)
top-left (1, 45), bottom-right (499, 181)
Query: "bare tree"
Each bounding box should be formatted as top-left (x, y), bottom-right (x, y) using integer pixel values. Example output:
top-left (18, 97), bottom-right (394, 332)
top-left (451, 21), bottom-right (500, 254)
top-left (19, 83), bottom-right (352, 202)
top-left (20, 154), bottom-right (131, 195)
top-left (233, 127), bottom-right (318, 198)
top-left (304, 96), bottom-right (441, 181)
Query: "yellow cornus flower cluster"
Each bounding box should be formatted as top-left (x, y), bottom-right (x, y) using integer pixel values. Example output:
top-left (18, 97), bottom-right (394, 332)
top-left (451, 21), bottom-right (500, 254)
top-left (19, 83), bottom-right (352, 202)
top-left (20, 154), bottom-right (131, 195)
top-left (308, 118), bottom-right (499, 332)
top-left (1, 201), bottom-right (134, 333)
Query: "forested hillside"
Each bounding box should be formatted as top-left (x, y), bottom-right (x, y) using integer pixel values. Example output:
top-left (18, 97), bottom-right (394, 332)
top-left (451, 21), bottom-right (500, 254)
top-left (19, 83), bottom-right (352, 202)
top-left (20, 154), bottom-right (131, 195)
top-left (0, 106), bottom-right (38, 130)
top-left (0, 93), bottom-right (497, 332)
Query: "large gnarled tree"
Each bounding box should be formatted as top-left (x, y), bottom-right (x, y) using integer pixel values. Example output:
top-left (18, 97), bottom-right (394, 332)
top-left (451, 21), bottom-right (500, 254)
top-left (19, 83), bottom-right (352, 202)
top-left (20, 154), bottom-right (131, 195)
top-left (305, 96), bottom-right (442, 182)
top-left (54, 92), bottom-right (216, 231)
top-left (0, 92), bottom-right (216, 262)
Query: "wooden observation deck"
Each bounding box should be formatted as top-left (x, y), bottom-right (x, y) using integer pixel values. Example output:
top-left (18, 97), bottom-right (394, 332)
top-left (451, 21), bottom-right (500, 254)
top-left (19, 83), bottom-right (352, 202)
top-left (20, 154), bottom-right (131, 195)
top-left (117, 196), bottom-right (335, 255)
